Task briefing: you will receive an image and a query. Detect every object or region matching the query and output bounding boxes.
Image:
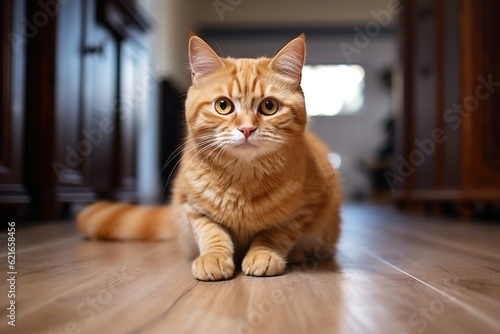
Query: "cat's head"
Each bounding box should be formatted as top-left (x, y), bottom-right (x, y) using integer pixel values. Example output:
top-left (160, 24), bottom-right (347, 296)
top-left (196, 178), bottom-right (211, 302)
top-left (185, 34), bottom-right (307, 160)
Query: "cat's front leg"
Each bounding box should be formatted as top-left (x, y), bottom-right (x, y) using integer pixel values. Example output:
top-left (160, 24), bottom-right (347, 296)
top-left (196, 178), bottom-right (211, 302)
top-left (243, 224), bottom-right (300, 277)
top-left (188, 210), bottom-right (235, 281)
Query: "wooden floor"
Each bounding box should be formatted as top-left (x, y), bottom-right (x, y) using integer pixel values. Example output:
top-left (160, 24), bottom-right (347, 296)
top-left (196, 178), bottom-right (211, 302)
top-left (1, 204), bottom-right (500, 334)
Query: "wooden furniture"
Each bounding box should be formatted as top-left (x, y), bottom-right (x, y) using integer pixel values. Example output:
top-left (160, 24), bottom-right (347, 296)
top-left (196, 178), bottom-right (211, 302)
top-left (158, 80), bottom-right (185, 201)
top-left (396, 0), bottom-right (500, 217)
top-left (1, 0), bottom-right (152, 219)
top-left (0, 0), bottom-right (28, 206)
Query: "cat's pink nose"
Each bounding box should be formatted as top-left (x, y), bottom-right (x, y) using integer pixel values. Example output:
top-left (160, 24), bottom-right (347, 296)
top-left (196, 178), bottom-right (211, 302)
top-left (237, 125), bottom-right (257, 138)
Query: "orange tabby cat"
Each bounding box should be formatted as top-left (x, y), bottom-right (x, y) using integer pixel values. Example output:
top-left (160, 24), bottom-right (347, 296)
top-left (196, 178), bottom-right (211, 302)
top-left (77, 34), bottom-right (342, 281)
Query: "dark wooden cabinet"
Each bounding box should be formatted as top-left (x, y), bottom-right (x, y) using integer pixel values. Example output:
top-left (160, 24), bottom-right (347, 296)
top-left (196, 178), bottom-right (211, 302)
top-left (25, 0), bottom-right (96, 217)
top-left (115, 39), bottom-right (146, 200)
top-left (0, 0), bottom-right (28, 205)
top-left (461, 0), bottom-right (500, 191)
top-left (396, 0), bottom-right (500, 217)
top-left (158, 80), bottom-right (185, 201)
top-left (1, 0), bottom-right (152, 218)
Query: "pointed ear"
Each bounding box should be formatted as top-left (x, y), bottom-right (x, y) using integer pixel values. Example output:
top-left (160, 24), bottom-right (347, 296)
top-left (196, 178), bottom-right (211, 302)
top-left (189, 36), bottom-right (225, 83)
top-left (269, 34), bottom-right (306, 84)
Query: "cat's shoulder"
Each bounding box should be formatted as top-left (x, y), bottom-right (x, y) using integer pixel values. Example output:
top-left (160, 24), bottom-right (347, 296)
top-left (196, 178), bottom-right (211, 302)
top-left (304, 130), bottom-right (330, 155)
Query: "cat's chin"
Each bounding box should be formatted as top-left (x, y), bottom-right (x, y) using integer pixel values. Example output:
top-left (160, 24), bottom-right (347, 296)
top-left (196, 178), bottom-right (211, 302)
top-left (228, 141), bottom-right (280, 160)
top-left (236, 142), bottom-right (259, 150)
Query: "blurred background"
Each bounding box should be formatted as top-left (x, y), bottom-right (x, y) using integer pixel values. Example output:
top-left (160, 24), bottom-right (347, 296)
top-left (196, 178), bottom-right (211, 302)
top-left (1, 0), bottom-right (499, 221)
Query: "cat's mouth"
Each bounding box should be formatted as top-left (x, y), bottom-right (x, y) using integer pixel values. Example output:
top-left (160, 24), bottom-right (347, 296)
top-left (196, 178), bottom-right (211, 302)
top-left (236, 142), bottom-right (257, 149)
top-left (233, 138), bottom-right (258, 148)
top-left (228, 138), bottom-right (283, 159)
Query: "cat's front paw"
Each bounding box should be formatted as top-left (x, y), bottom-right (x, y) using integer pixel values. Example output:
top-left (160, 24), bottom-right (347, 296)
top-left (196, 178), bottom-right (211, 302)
top-left (192, 253), bottom-right (234, 281)
top-left (242, 250), bottom-right (286, 277)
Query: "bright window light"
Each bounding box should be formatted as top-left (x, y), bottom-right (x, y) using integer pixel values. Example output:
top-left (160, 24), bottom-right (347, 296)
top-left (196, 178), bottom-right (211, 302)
top-left (301, 65), bottom-right (365, 116)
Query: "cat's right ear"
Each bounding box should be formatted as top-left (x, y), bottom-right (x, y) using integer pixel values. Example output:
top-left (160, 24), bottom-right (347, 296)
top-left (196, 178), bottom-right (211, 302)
top-left (269, 34), bottom-right (306, 85)
top-left (189, 35), bottom-right (225, 84)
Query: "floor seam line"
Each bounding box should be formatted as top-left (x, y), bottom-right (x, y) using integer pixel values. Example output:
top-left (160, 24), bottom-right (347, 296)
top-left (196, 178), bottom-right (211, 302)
top-left (363, 248), bottom-right (500, 331)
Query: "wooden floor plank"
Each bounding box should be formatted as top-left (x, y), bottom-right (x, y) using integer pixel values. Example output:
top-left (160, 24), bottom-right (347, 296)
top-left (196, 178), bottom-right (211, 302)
top-left (1, 242), bottom-right (169, 313)
top-left (0, 241), bottom-right (196, 334)
top-left (340, 207), bottom-right (500, 333)
top-left (1, 204), bottom-right (499, 334)
top-left (352, 204), bottom-right (500, 254)
top-left (0, 221), bottom-right (78, 255)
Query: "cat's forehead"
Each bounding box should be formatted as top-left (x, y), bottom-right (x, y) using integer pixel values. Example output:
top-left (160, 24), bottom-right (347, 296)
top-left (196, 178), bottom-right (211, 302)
top-left (214, 57), bottom-right (279, 97)
top-left (221, 57), bottom-right (271, 75)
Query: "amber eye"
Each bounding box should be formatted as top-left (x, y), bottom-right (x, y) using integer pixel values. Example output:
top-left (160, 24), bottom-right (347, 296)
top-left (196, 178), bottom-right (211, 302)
top-left (259, 98), bottom-right (279, 115)
top-left (214, 98), bottom-right (234, 115)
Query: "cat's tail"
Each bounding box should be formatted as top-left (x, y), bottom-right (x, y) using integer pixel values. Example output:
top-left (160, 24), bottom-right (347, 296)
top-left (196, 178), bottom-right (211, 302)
top-left (77, 201), bottom-right (176, 241)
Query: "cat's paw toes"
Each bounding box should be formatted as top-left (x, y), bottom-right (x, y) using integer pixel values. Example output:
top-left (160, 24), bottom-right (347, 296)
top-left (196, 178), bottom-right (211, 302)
top-left (192, 253), bottom-right (234, 281)
top-left (242, 250), bottom-right (286, 277)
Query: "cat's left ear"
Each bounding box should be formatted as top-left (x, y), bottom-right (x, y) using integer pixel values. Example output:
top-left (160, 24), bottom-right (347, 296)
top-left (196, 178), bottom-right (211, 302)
top-left (189, 35), bottom-right (225, 84)
top-left (269, 34), bottom-right (306, 85)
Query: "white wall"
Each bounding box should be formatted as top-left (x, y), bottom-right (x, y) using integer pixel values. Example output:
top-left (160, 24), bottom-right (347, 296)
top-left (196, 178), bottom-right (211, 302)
top-left (140, 0), bottom-right (194, 89)
top-left (194, 0), bottom-right (398, 27)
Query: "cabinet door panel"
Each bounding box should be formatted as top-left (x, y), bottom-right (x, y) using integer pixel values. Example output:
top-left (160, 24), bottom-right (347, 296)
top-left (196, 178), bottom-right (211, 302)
top-left (461, 0), bottom-right (500, 189)
top-left (482, 0), bottom-right (500, 169)
top-left (88, 27), bottom-right (118, 196)
top-left (414, 0), bottom-right (437, 190)
top-left (0, 0), bottom-right (27, 202)
top-left (54, 0), bottom-right (87, 186)
top-left (118, 41), bottom-right (142, 196)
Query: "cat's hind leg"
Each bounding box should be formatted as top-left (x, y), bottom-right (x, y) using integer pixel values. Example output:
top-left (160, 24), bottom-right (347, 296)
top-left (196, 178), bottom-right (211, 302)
top-left (287, 220), bottom-right (340, 264)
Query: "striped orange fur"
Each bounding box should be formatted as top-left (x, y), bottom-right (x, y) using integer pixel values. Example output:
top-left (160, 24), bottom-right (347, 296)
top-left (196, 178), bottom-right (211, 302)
top-left (77, 34), bottom-right (342, 281)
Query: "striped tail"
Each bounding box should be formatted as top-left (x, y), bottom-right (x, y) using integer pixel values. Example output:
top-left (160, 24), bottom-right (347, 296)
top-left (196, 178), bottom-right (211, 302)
top-left (77, 201), bottom-right (176, 241)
